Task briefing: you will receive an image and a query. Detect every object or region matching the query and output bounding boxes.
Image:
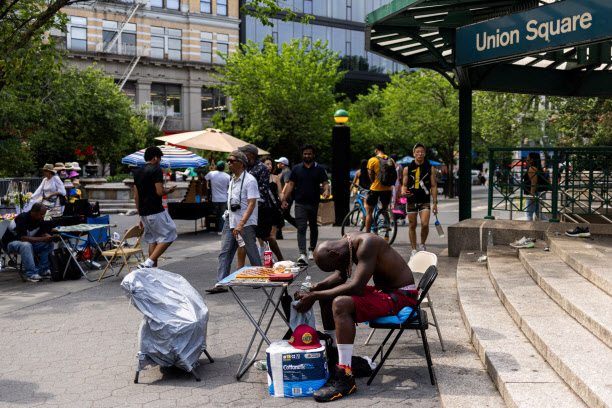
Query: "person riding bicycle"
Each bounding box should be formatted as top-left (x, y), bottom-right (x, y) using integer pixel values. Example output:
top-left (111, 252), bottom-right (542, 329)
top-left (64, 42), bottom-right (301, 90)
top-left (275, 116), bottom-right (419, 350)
top-left (365, 144), bottom-right (396, 236)
top-left (401, 142), bottom-right (438, 258)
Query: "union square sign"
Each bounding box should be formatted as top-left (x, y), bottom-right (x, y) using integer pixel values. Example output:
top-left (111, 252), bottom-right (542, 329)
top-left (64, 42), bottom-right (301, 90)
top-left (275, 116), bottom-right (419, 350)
top-left (456, 0), bottom-right (612, 66)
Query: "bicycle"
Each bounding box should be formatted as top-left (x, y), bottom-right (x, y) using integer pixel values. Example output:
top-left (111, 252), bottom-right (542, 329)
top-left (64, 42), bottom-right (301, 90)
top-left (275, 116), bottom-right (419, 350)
top-left (341, 182), bottom-right (397, 244)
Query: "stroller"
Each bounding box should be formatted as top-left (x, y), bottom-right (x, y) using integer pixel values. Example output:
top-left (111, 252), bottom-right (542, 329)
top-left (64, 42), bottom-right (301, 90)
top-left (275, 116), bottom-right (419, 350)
top-left (392, 197), bottom-right (408, 226)
top-left (121, 268), bottom-right (214, 383)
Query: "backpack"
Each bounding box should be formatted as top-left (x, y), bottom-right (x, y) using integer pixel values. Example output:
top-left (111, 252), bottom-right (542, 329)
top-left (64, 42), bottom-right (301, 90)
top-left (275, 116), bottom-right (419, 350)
top-left (377, 156), bottom-right (397, 187)
top-left (49, 247), bottom-right (82, 281)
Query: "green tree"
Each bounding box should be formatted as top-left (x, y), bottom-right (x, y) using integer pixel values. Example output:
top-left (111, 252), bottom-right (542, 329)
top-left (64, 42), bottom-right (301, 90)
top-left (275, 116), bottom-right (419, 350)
top-left (241, 0), bottom-right (313, 26)
top-left (213, 37), bottom-right (345, 164)
top-left (548, 97), bottom-right (612, 146)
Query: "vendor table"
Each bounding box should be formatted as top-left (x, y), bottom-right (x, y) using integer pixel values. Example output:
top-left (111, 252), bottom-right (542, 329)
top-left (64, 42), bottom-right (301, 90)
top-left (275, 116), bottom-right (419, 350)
top-left (216, 266), bottom-right (307, 380)
top-left (167, 202), bottom-right (214, 235)
top-left (55, 223), bottom-right (116, 282)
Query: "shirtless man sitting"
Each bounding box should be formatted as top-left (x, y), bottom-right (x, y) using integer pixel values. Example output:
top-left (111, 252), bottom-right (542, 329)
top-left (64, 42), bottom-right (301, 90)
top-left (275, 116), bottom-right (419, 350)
top-left (294, 231), bottom-right (416, 402)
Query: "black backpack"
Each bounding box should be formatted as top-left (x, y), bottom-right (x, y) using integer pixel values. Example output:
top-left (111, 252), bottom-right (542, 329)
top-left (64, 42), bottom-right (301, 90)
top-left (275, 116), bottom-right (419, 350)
top-left (377, 156), bottom-right (397, 187)
top-left (49, 247), bottom-right (82, 281)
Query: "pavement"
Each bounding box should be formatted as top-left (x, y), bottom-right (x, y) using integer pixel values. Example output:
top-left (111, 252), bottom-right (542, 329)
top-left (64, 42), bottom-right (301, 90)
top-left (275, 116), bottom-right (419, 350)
top-left (0, 186), bottom-right (497, 408)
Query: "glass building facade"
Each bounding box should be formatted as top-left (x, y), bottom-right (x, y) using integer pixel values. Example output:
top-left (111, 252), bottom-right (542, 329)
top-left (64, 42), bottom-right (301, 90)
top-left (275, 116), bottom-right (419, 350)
top-left (242, 0), bottom-right (402, 76)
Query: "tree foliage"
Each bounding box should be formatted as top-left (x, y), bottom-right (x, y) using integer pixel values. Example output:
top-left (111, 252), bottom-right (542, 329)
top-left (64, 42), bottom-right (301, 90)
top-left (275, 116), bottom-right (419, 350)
top-left (548, 97), bottom-right (612, 147)
top-left (241, 0), bottom-right (313, 26)
top-left (0, 65), bottom-right (155, 176)
top-left (213, 37), bottom-right (344, 164)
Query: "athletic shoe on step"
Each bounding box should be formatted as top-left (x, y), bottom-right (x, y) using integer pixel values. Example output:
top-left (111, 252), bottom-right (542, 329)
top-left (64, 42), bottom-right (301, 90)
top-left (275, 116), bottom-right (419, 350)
top-left (308, 250), bottom-right (314, 260)
top-left (297, 253), bottom-right (308, 266)
top-left (565, 227), bottom-right (590, 237)
top-left (510, 237), bottom-right (536, 248)
top-left (411, 249), bottom-right (418, 258)
top-left (419, 244), bottom-right (426, 251)
top-left (137, 262), bottom-right (153, 269)
top-left (27, 274), bottom-right (43, 282)
top-left (313, 365), bottom-right (357, 402)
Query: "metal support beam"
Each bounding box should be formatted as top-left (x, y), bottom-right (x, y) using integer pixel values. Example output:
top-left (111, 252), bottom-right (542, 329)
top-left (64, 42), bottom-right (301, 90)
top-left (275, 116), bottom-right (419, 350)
top-left (332, 125), bottom-right (351, 226)
top-left (458, 86), bottom-right (472, 221)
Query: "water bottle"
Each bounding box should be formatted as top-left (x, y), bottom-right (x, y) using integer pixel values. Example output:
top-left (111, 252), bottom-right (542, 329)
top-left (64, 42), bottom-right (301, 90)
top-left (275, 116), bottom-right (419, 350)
top-left (300, 276), bottom-right (312, 292)
top-left (255, 359), bottom-right (267, 370)
top-left (487, 231), bottom-right (494, 247)
top-left (435, 215), bottom-right (444, 237)
top-left (263, 242), bottom-right (273, 267)
top-left (235, 233), bottom-right (245, 247)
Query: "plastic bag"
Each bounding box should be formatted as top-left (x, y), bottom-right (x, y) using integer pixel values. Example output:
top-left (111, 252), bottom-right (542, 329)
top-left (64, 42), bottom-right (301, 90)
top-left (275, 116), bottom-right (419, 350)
top-left (121, 268), bottom-right (209, 373)
top-left (289, 300), bottom-right (316, 331)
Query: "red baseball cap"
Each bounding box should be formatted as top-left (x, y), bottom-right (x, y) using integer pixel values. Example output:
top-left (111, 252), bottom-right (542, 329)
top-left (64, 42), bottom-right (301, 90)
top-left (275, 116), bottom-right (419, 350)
top-left (288, 325), bottom-right (321, 350)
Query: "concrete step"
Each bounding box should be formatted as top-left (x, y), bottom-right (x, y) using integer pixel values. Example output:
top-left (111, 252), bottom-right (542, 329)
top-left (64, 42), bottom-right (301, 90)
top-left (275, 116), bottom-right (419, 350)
top-left (100, 208), bottom-right (138, 215)
top-left (546, 233), bottom-right (612, 297)
top-left (519, 244), bottom-right (612, 349)
top-left (487, 246), bottom-right (612, 407)
top-left (457, 251), bottom-right (585, 408)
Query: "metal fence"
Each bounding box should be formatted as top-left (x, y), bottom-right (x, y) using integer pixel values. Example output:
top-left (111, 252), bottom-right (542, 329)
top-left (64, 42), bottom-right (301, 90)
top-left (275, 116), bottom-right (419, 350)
top-left (0, 178), bottom-right (45, 197)
top-left (486, 147), bottom-right (612, 223)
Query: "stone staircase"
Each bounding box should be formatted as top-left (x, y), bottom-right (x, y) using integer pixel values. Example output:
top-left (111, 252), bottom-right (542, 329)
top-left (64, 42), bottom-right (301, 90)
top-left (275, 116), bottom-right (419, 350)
top-left (457, 232), bottom-right (612, 408)
top-left (97, 199), bottom-right (137, 215)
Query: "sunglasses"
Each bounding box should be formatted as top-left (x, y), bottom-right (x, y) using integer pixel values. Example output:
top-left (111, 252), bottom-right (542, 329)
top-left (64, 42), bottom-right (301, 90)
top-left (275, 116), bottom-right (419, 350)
top-left (227, 159), bottom-right (238, 164)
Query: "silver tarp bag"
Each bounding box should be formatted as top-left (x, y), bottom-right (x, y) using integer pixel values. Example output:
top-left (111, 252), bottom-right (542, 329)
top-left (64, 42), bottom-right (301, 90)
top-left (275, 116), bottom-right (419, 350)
top-left (121, 268), bottom-right (212, 382)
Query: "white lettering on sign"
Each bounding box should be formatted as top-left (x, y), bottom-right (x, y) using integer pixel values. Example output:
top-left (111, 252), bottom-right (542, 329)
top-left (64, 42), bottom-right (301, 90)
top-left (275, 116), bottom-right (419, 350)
top-left (476, 12), bottom-right (593, 51)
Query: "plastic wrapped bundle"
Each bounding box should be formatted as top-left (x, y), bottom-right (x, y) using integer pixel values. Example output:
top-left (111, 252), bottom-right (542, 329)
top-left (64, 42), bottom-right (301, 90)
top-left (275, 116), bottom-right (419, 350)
top-left (121, 268), bottom-right (210, 376)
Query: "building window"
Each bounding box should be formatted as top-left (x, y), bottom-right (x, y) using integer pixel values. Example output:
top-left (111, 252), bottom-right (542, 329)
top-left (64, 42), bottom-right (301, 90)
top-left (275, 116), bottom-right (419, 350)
top-left (201, 87), bottom-right (226, 119)
top-left (201, 41), bottom-right (212, 63)
top-left (217, 0), bottom-right (227, 15)
top-left (120, 81), bottom-right (137, 106)
top-left (68, 16), bottom-right (87, 51)
top-left (168, 29), bottom-right (182, 60)
top-left (200, 0), bottom-right (211, 13)
top-left (102, 21), bottom-right (136, 55)
top-left (152, 84), bottom-right (181, 117)
top-left (217, 43), bottom-right (228, 64)
top-left (303, 0), bottom-right (312, 14)
top-left (150, 0), bottom-right (178, 10)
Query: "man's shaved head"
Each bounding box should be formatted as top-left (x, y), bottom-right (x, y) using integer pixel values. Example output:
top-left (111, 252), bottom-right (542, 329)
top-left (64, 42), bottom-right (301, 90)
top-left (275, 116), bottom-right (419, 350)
top-left (314, 240), bottom-right (349, 272)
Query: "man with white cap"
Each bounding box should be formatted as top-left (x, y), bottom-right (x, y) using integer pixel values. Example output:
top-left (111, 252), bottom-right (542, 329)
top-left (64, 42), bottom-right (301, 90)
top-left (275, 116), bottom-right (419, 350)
top-left (274, 157), bottom-right (296, 239)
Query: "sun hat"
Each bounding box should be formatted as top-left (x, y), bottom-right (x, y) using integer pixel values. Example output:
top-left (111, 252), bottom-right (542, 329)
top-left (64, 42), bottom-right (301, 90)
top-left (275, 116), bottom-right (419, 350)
top-left (275, 157), bottom-right (289, 166)
top-left (71, 162), bottom-right (81, 171)
top-left (64, 163), bottom-right (73, 170)
top-left (54, 162), bottom-right (65, 171)
top-left (288, 325), bottom-right (321, 350)
top-left (40, 163), bottom-right (57, 174)
top-left (183, 167), bottom-right (198, 177)
top-left (238, 144), bottom-right (259, 156)
top-left (68, 170), bottom-right (80, 178)
top-left (229, 150), bottom-right (248, 165)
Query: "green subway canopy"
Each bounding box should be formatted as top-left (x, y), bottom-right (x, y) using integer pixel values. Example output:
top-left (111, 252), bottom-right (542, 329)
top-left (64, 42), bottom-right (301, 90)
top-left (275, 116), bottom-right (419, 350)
top-left (365, 0), bottom-right (612, 220)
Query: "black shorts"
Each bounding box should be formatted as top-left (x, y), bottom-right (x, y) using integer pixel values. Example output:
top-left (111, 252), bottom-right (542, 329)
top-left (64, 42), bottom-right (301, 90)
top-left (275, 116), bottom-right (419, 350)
top-left (255, 206), bottom-right (274, 238)
top-left (366, 190), bottom-right (392, 207)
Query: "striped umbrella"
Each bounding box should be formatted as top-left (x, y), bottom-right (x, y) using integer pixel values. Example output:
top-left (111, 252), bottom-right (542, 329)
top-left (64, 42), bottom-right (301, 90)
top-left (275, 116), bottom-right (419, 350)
top-left (122, 145), bottom-right (208, 169)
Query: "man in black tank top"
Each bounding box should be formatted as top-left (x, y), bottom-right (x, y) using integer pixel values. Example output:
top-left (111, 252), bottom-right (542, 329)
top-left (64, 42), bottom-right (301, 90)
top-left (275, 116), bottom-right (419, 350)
top-left (401, 143), bottom-right (438, 258)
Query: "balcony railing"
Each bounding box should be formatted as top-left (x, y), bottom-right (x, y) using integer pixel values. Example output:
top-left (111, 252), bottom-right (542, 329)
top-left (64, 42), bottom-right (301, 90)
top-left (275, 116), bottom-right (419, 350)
top-left (486, 147), bottom-right (612, 223)
top-left (95, 42), bottom-right (150, 57)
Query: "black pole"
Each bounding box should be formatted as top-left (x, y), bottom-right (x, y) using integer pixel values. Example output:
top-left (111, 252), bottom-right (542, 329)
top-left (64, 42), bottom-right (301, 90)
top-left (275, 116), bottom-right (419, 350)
top-left (332, 125), bottom-right (351, 226)
top-left (459, 86), bottom-right (472, 221)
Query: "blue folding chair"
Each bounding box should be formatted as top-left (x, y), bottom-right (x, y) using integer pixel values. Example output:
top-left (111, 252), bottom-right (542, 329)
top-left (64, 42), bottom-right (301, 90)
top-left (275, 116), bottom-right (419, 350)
top-left (63, 215), bottom-right (111, 265)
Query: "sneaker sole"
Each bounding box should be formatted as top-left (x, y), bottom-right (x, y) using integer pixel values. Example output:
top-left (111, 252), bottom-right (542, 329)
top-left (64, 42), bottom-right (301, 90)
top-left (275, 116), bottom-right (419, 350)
top-left (565, 232), bottom-right (590, 237)
top-left (313, 386), bottom-right (357, 402)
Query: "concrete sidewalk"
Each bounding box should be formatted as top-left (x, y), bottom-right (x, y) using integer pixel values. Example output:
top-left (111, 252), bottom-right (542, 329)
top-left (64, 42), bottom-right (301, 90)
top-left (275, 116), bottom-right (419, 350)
top-left (0, 189), bottom-right (501, 407)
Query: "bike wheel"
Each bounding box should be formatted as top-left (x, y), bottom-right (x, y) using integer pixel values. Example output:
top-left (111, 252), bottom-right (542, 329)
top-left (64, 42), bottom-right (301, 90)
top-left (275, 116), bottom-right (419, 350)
top-left (341, 207), bottom-right (365, 236)
top-left (373, 209), bottom-right (398, 244)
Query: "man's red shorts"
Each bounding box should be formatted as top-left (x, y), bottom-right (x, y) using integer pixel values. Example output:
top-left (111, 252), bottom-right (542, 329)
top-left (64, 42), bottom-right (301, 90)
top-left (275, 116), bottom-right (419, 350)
top-left (352, 286), bottom-right (418, 323)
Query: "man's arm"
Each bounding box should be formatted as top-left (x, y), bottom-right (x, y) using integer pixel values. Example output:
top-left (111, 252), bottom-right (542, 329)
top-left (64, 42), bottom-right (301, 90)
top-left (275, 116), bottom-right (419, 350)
top-left (401, 167), bottom-right (412, 197)
top-left (155, 182), bottom-right (176, 197)
top-left (281, 181), bottom-right (295, 207)
top-left (233, 198), bottom-right (257, 237)
top-left (20, 235), bottom-right (52, 243)
top-left (368, 169), bottom-right (376, 183)
top-left (134, 186), bottom-right (144, 230)
top-left (430, 165), bottom-right (438, 215)
top-left (311, 271), bottom-right (346, 292)
top-left (322, 180), bottom-right (330, 199)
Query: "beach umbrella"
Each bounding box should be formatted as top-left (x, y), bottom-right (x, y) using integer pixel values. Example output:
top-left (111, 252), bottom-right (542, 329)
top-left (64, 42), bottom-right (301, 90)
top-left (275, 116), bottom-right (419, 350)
top-left (156, 128), bottom-right (269, 155)
top-left (122, 145), bottom-right (208, 169)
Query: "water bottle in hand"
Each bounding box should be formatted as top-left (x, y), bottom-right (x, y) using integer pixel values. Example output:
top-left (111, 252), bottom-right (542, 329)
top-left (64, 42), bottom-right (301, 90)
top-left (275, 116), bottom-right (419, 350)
top-left (300, 276), bottom-right (312, 292)
top-left (434, 215), bottom-right (444, 237)
top-left (235, 233), bottom-right (245, 247)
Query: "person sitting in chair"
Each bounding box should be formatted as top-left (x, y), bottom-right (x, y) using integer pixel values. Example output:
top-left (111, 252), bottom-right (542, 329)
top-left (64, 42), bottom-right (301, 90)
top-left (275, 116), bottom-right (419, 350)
top-left (293, 231), bottom-right (416, 402)
top-left (2, 203), bottom-right (57, 282)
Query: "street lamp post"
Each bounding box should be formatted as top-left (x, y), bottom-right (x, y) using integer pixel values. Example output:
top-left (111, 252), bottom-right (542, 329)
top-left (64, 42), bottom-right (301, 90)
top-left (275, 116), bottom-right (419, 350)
top-left (332, 109), bottom-right (350, 226)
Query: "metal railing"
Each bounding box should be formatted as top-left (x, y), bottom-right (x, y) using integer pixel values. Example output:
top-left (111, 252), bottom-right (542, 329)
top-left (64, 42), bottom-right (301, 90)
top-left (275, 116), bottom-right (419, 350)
top-left (486, 147), bottom-right (612, 223)
top-left (0, 178), bottom-right (45, 197)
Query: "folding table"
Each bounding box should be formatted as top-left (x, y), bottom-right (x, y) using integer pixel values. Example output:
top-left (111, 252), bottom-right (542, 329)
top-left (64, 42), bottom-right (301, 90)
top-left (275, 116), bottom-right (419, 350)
top-left (216, 266), bottom-right (307, 380)
top-left (54, 223), bottom-right (116, 281)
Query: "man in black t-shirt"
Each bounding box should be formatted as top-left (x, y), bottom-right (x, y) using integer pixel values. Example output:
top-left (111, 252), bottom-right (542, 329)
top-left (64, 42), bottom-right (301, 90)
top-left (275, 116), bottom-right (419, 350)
top-left (401, 142), bottom-right (438, 258)
top-left (275, 157), bottom-right (297, 237)
top-left (133, 146), bottom-right (178, 269)
top-left (281, 144), bottom-right (330, 266)
top-left (3, 203), bottom-right (56, 282)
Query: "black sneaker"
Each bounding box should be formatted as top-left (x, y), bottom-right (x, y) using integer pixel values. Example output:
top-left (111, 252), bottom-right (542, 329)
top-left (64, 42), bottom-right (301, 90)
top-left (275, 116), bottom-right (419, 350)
top-left (313, 365), bottom-right (357, 403)
top-left (565, 227), bottom-right (590, 237)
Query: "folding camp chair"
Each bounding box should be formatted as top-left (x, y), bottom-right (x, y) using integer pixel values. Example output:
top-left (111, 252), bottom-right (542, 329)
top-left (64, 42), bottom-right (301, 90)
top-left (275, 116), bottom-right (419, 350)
top-left (365, 251), bottom-right (445, 351)
top-left (97, 226), bottom-right (144, 281)
top-left (366, 265), bottom-right (438, 386)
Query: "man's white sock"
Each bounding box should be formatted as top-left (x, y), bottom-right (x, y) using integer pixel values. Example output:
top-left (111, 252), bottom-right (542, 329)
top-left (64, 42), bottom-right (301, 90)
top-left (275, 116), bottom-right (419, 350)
top-left (144, 258), bottom-right (154, 267)
top-left (324, 330), bottom-right (337, 347)
top-left (337, 344), bottom-right (353, 368)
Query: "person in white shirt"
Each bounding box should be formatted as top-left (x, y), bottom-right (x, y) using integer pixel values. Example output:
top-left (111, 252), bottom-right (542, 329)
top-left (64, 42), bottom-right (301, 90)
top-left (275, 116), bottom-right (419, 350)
top-left (31, 164), bottom-right (66, 208)
top-left (206, 151), bottom-right (262, 294)
top-left (205, 160), bottom-right (231, 235)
